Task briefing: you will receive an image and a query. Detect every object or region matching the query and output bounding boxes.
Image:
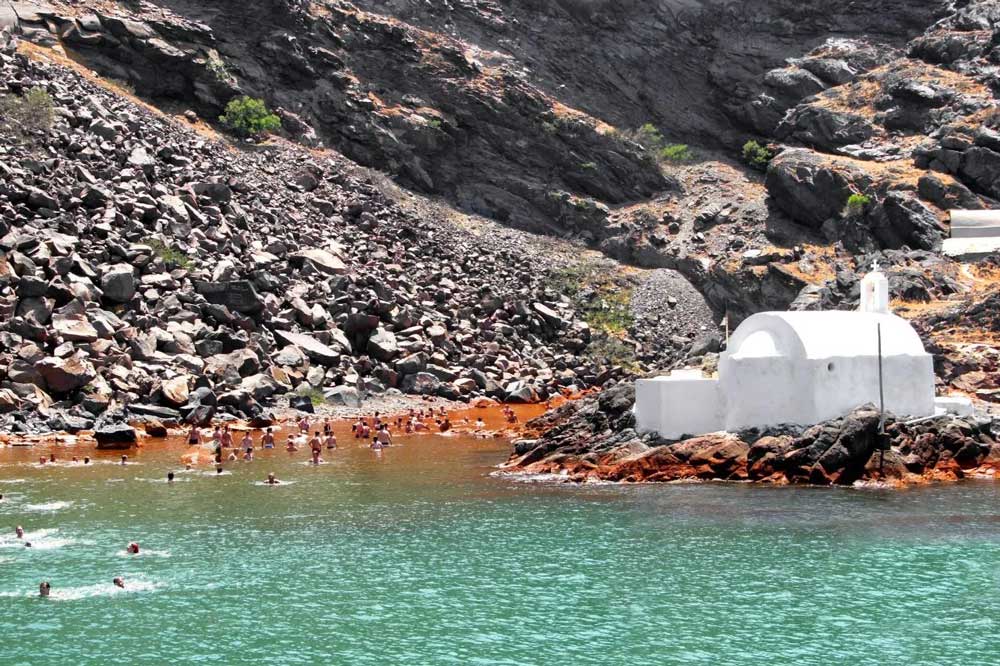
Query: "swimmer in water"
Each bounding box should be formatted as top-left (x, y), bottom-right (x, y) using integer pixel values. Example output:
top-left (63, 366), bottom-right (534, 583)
top-left (83, 456), bottom-right (91, 465)
top-left (15, 525), bottom-right (24, 539)
top-left (188, 425), bottom-right (201, 446)
top-left (120, 455), bottom-right (128, 466)
top-left (221, 426), bottom-right (233, 449)
top-left (285, 437), bottom-right (298, 452)
top-left (241, 431), bottom-right (253, 452)
top-left (311, 449), bottom-right (322, 465)
top-left (49, 453), bottom-right (56, 463)
top-left (309, 432), bottom-right (322, 454)
top-left (371, 437), bottom-right (383, 451)
top-left (376, 424), bottom-right (392, 447)
top-left (324, 432), bottom-right (337, 450)
top-left (262, 428), bottom-right (275, 449)
top-left (72, 456), bottom-right (79, 463)
top-left (39, 581), bottom-right (50, 597)
top-left (265, 473), bottom-right (280, 485)
top-left (126, 542), bottom-right (140, 555)
top-left (216, 466), bottom-right (224, 475)
top-left (38, 456), bottom-right (46, 465)
top-left (476, 417), bottom-right (485, 429)
top-left (243, 447), bottom-right (253, 462)
top-left (167, 472), bottom-right (175, 484)
top-left (185, 464), bottom-right (192, 471)
top-left (298, 416), bottom-right (310, 434)
top-left (227, 451), bottom-right (238, 462)
top-left (113, 577), bottom-right (125, 589)
top-left (439, 418), bottom-right (452, 433)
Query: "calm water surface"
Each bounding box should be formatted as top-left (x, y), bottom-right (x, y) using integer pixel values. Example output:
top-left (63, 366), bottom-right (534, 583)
top-left (0, 423), bottom-right (998, 665)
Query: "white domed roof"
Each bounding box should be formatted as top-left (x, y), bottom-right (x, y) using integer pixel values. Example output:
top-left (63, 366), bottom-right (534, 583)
top-left (727, 311), bottom-right (928, 360)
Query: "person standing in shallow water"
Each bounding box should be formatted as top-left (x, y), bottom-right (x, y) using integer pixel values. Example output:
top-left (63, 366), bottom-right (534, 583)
top-left (262, 428), bottom-right (275, 449)
top-left (39, 581), bottom-right (50, 597)
top-left (187, 425), bottom-right (201, 446)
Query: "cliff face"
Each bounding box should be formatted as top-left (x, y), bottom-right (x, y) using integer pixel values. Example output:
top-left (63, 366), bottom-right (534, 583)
top-left (351, 0), bottom-right (950, 143)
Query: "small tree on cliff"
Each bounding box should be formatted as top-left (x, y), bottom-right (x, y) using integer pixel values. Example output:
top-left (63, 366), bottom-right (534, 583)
top-left (219, 96), bottom-right (281, 138)
top-left (843, 193), bottom-right (872, 217)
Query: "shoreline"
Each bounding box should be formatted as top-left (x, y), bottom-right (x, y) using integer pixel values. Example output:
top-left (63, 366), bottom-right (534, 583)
top-left (505, 384), bottom-right (1000, 489)
top-left (0, 393), bottom-right (558, 455)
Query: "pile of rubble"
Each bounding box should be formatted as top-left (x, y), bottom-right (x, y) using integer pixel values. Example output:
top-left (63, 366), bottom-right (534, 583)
top-left (0, 30), bottom-right (617, 433)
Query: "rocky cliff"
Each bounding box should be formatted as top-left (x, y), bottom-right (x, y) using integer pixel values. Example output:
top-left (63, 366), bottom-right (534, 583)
top-left (1, 0), bottom-right (999, 435)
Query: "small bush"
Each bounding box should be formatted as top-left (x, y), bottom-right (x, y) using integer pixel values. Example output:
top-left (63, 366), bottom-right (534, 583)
top-left (0, 87), bottom-right (54, 137)
top-left (619, 123), bottom-right (695, 165)
top-left (144, 238), bottom-right (191, 270)
top-left (742, 140), bottom-right (773, 171)
top-left (206, 56), bottom-right (234, 84)
top-left (219, 96), bottom-right (281, 138)
top-left (843, 193), bottom-right (872, 217)
top-left (586, 335), bottom-right (638, 372)
top-left (658, 143), bottom-right (694, 163)
top-left (297, 386), bottom-right (326, 406)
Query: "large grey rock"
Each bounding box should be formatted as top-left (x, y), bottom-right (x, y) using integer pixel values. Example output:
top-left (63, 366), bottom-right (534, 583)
top-left (37, 355), bottom-right (97, 393)
top-left (290, 248), bottom-right (346, 275)
top-left (100, 264), bottom-right (136, 303)
top-left (324, 385), bottom-right (362, 408)
top-left (51, 313), bottom-right (99, 342)
top-left (367, 328), bottom-right (399, 362)
top-left (274, 330), bottom-right (343, 365)
top-left (95, 423), bottom-right (137, 449)
top-left (401, 372), bottom-right (441, 395)
top-left (195, 280), bottom-right (264, 314)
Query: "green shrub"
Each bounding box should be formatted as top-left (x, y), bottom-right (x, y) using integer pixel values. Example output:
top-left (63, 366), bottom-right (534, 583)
top-left (297, 386), bottom-right (326, 406)
top-left (619, 123), bottom-right (695, 165)
top-left (143, 238), bottom-right (191, 270)
top-left (742, 140), bottom-right (773, 171)
top-left (206, 56), bottom-right (234, 84)
top-left (585, 334), bottom-right (638, 372)
top-left (219, 96), bottom-right (281, 138)
top-left (844, 193), bottom-right (872, 217)
top-left (0, 87), bottom-right (54, 137)
top-left (658, 143), bottom-right (694, 163)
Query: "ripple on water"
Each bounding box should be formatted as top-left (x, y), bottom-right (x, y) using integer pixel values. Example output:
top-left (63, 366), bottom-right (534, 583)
top-left (0, 528), bottom-right (79, 551)
top-left (114, 548), bottom-right (171, 558)
top-left (49, 579), bottom-right (164, 601)
top-left (21, 501), bottom-right (74, 512)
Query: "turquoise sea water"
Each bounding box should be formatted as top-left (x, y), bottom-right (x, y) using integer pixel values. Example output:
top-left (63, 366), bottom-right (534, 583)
top-left (1, 429), bottom-right (998, 665)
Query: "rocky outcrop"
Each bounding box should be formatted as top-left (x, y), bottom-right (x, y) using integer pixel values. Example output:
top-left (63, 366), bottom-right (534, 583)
top-left (508, 387), bottom-right (1000, 486)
